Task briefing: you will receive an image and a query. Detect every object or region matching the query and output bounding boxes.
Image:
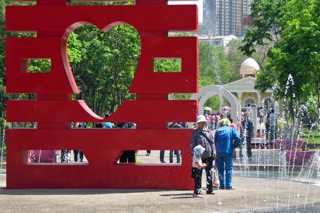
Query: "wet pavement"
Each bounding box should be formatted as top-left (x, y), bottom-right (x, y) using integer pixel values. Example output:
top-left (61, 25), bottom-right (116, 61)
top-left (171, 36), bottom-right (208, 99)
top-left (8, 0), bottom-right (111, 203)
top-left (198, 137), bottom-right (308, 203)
top-left (0, 149), bottom-right (320, 212)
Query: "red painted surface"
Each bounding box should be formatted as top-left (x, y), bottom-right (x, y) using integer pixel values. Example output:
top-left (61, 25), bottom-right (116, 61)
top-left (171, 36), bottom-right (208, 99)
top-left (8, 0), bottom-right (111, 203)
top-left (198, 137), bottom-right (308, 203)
top-left (5, 0), bottom-right (198, 189)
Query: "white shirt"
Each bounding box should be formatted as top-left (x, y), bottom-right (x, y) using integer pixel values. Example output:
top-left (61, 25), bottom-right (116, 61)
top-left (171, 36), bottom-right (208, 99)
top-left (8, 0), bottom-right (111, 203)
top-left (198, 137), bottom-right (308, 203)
top-left (192, 155), bottom-right (202, 168)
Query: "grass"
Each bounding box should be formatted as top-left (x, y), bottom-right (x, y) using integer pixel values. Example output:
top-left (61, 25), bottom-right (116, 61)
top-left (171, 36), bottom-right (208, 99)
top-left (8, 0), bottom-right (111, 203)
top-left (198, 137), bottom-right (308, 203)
top-left (300, 128), bottom-right (320, 149)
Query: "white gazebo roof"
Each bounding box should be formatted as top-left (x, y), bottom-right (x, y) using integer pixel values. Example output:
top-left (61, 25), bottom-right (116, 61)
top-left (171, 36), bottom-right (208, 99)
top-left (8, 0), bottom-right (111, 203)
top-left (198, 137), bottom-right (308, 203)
top-left (240, 58), bottom-right (260, 75)
top-left (221, 76), bottom-right (273, 93)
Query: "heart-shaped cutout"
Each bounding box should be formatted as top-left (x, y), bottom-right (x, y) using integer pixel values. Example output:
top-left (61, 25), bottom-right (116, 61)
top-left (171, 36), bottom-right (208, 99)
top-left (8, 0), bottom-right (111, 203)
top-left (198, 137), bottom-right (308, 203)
top-left (66, 23), bottom-right (141, 118)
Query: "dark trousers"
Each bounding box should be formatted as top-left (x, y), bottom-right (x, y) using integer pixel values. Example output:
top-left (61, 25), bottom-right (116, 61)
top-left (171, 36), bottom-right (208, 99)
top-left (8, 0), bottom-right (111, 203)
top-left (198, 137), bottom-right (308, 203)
top-left (160, 150), bottom-right (165, 162)
top-left (202, 157), bottom-right (214, 193)
top-left (192, 168), bottom-right (202, 195)
top-left (169, 150), bottom-right (180, 163)
top-left (265, 124), bottom-right (270, 140)
top-left (61, 150), bottom-right (70, 162)
top-left (269, 126), bottom-right (276, 142)
top-left (120, 150), bottom-right (136, 163)
top-left (73, 150), bottom-right (84, 162)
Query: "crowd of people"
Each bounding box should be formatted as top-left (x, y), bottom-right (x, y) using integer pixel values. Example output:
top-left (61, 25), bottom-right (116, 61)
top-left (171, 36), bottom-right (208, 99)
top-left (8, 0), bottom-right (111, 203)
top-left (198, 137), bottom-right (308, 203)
top-left (58, 107), bottom-right (277, 199)
top-left (60, 117), bottom-right (138, 164)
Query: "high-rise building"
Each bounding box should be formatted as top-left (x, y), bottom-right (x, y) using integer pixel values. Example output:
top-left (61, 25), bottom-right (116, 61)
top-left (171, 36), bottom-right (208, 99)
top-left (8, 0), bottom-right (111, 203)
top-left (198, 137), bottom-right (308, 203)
top-left (202, 0), bottom-right (254, 37)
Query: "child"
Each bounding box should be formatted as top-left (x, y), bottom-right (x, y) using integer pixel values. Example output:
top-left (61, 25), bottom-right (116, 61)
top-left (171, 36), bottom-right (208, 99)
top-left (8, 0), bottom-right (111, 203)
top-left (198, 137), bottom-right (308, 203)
top-left (192, 145), bottom-right (207, 198)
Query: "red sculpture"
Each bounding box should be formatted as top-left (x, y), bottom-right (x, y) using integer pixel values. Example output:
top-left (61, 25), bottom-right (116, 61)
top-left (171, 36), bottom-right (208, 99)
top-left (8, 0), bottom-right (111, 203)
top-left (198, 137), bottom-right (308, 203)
top-left (6, 0), bottom-right (198, 189)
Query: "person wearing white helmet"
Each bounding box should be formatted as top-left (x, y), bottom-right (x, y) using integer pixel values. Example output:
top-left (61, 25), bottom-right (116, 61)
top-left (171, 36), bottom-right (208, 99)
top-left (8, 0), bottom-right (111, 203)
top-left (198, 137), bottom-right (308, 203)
top-left (190, 115), bottom-right (216, 195)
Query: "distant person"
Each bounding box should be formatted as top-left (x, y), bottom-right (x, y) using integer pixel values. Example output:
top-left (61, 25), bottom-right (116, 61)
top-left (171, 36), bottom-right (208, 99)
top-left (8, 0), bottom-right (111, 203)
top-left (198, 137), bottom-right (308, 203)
top-left (95, 122), bottom-right (104, 128)
top-left (209, 113), bottom-right (215, 130)
top-left (214, 119), bottom-right (240, 190)
top-left (104, 113), bottom-right (113, 128)
top-left (119, 123), bottom-right (136, 163)
top-left (265, 111), bottom-right (270, 142)
top-left (269, 109), bottom-right (277, 145)
top-left (178, 122), bottom-right (188, 128)
top-left (145, 150), bottom-right (151, 156)
top-left (74, 122), bottom-right (85, 162)
top-left (215, 113), bottom-right (220, 130)
top-left (160, 150), bottom-right (166, 163)
top-left (191, 145), bottom-right (207, 198)
top-left (240, 113), bottom-right (254, 160)
top-left (190, 115), bottom-right (216, 194)
top-left (168, 122), bottom-right (182, 163)
top-left (259, 108), bottom-right (265, 124)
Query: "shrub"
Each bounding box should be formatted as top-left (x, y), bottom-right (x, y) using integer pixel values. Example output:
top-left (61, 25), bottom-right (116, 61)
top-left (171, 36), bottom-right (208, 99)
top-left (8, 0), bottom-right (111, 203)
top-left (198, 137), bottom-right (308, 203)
top-left (275, 139), bottom-right (304, 151)
top-left (285, 150), bottom-right (317, 165)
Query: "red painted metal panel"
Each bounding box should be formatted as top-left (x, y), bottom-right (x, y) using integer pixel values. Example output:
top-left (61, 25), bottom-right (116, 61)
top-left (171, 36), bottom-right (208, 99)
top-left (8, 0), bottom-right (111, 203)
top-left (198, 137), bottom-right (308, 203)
top-left (5, 0), bottom-right (198, 189)
top-left (6, 128), bottom-right (193, 189)
top-left (131, 37), bottom-right (198, 93)
top-left (6, 37), bottom-right (77, 94)
top-left (6, 5), bottom-right (197, 32)
top-left (7, 100), bottom-right (197, 123)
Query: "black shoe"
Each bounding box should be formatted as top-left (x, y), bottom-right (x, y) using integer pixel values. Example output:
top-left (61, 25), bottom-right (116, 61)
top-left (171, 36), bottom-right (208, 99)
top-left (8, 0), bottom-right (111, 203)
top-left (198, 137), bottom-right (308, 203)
top-left (160, 161), bottom-right (166, 163)
top-left (207, 191), bottom-right (214, 195)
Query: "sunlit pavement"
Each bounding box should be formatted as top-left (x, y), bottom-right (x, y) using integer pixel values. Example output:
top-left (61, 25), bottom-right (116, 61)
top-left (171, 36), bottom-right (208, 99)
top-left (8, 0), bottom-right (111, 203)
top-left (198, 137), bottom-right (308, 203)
top-left (0, 149), bottom-right (320, 212)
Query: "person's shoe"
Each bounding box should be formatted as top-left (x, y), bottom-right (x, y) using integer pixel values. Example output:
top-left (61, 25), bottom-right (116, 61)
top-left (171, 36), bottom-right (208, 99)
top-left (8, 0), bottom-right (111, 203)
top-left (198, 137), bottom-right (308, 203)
top-left (207, 191), bottom-right (215, 195)
top-left (193, 193), bottom-right (203, 198)
top-left (219, 187), bottom-right (225, 190)
top-left (169, 161), bottom-right (173, 163)
top-left (226, 187), bottom-right (236, 190)
top-left (160, 161), bottom-right (166, 163)
top-left (177, 161), bottom-right (180, 163)
top-left (145, 153), bottom-right (150, 156)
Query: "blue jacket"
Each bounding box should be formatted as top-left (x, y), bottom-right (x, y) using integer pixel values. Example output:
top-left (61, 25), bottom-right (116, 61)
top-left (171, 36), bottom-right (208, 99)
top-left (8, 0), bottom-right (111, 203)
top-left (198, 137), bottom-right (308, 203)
top-left (214, 125), bottom-right (240, 154)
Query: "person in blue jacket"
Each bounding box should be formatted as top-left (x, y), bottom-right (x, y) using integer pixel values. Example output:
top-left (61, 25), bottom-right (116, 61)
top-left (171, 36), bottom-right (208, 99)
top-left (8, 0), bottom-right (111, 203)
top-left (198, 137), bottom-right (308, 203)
top-left (214, 118), bottom-right (240, 190)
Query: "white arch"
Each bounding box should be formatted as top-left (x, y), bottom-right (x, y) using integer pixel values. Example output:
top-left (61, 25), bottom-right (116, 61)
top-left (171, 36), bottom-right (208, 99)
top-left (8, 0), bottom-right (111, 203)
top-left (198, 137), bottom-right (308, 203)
top-left (243, 97), bottom-right (256, 107)
top-left (190, 85), bottom-right (242, 122)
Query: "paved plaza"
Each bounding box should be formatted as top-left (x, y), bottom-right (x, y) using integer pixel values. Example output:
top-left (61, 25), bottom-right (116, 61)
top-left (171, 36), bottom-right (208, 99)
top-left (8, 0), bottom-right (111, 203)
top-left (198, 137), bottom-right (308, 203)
top-left (0, 149), bottom-right (320, 213)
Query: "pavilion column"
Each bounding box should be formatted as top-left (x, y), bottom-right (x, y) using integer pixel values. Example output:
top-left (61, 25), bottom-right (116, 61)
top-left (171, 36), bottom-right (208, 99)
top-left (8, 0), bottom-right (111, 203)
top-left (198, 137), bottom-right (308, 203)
top-left (237, 92), bottom-right (243, 106)
top-left (257, 93), bottom-right (262, 107)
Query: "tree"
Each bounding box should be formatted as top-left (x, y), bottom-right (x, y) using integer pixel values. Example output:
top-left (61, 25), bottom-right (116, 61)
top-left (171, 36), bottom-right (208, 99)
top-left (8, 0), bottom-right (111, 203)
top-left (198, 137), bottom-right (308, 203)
top-left (241, 0), bottom-right (320, 125)
top-left (266, 0), bottom-right (320, 122)
top-left (198, 42), bottom-right (233, 111)
top-left (68, 23), bottom-right (141, 116)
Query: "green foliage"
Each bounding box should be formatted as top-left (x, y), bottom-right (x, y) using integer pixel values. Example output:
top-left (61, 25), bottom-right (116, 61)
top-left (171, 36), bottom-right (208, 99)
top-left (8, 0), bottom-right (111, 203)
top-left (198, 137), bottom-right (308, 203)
top-left (28, 59), bottom-right (51, 73)
top-left (240, 0), bottom-right (288, 56)
top-left (199, 42), bottom-right (232, 86)
top-left (198, 42), bottom-right (236, 112)
top-left (68, 23), bottom-right (141, 116)
top-left (241, 0), bottom-right (320, 126)
top-left (154, 58), bottom-right (181, 72)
